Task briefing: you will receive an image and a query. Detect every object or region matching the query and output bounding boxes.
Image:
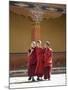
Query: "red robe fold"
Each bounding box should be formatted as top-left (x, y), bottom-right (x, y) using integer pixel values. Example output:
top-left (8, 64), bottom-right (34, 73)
top-left (43, 48), bottom-right (53, 67)
top-left (27, 47), bottom-right (37, 77)
top-left (35, 47), bottom-right (44, 77)
top-left (43, 48), bottom-right (53, 79)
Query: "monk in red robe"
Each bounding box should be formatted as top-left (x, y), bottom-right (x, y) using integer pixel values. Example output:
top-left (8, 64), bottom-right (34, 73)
top-left (35, 40), bottom-right (44, 81)
top-left (43, 41), bottom-right (53, 80)
top-left (27, 41), bottom-right (37, 81)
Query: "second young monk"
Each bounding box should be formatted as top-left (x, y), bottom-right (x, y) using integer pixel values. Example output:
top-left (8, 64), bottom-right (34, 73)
top-left (35, 40), bottom-right (44, 81)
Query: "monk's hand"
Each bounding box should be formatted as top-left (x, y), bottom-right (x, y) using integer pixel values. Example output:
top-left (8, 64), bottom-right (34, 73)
top-left (31, 49), bottom-right (34, 52)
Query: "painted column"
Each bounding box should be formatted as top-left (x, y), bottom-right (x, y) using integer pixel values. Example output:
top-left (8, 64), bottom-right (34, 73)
top-left (30, 5), bottom-right (44, 41)
top-left (32, 22), bottom-right (41, 41)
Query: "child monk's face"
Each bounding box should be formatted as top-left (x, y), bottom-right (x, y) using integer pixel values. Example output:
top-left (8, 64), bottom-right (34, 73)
top-left (37, 42), bottom-right (41, 47)
top-left (31, 42), bottom-right (36, 48)
top-left (44, 43), bottom-right (48, 48)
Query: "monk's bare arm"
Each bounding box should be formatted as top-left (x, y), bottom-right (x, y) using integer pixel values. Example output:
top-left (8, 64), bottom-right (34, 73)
top-left (28, 48), bottom-right (33, 56)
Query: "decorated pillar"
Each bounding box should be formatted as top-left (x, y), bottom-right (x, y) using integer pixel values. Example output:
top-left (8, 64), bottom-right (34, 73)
top-left (32, 22), bottom-right (41, 41)
top-left (30, 5), bottom-right (44, 41)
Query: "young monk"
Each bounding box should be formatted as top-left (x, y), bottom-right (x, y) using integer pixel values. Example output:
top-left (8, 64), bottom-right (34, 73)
top-left (35, 40), bottom-right (44, 81)
top-left (27, 41), bottom-right (37, 82)
top-left (43, 41), bottom-right (53, 80)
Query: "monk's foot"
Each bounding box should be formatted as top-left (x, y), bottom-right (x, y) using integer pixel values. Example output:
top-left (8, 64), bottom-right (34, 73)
top-left (48, 78), bottom-right (51, 80)
top-left (44, 77), bottom-right (47, 80)
top-left (28, 77), bottom-right (31, 80)
top-left (32, 78), bottom-right (35, 82)
top-left (37, 77), bottom-right (40, 81)
top-left (37, 77), bottom-right (42, 81)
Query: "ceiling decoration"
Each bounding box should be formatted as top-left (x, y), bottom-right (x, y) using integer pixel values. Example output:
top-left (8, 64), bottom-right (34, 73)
top-left (10, 1), bottom-right (66, 22)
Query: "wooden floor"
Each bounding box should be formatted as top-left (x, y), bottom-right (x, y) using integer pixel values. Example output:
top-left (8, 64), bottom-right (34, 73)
top-left (9, 74), bottom-right (66, 89)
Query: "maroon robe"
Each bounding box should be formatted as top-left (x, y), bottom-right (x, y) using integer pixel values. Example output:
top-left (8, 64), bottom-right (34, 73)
top-left (43, 48), bottom-right (53, 79)
top-left (35, 47), bottom-right (44, 77)
top-left (27, 47), bottom-right (37, 77)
